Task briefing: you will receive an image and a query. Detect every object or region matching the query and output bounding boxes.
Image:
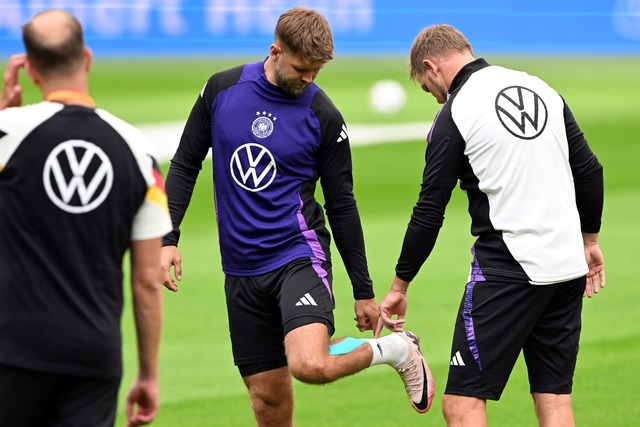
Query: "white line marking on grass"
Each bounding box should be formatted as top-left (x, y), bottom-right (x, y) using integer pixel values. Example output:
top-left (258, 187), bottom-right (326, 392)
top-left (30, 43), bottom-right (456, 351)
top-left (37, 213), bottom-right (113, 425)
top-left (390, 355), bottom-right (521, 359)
top-left (138, 121), bottom-right (432, 162)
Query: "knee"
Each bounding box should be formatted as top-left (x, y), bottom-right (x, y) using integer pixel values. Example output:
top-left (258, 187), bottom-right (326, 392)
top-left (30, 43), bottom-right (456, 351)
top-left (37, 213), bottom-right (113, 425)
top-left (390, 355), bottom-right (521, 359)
top-left (249, 388), bottom-right (293, 422)
top-left (243, 368), bottom-right (293, 424)
top-left (442, 394), bottom-right (487, 426)
top-left (250, 389), bottom-right (289, 410)
top-left (289, 358), bottom-right (332, 384)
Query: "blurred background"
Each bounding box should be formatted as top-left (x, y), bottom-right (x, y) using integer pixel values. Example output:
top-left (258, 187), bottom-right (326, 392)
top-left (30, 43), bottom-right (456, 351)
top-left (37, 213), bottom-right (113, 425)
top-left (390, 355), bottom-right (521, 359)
top-left (3, 0), bottom-right (640, 56)
top-left (1, 1), bottom-right (639, 426)
top-left (3, 0), bottom-right (639, 147)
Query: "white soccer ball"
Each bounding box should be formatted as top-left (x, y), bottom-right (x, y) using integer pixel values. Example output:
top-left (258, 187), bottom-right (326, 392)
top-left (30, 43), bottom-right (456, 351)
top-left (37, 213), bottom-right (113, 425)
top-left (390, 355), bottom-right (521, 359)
top-left (368, 79), bottom-right (407, 114)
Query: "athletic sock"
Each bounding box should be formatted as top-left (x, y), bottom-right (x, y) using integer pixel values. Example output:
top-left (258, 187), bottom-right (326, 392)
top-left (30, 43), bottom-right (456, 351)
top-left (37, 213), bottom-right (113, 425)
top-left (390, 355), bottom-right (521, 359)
top-left (365, 334), bottom-right (409, 367)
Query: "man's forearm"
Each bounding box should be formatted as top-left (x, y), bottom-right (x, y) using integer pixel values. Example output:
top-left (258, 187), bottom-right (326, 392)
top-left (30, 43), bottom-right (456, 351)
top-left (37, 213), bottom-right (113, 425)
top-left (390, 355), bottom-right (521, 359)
top-left (130, 239), bottom-right (163, 379)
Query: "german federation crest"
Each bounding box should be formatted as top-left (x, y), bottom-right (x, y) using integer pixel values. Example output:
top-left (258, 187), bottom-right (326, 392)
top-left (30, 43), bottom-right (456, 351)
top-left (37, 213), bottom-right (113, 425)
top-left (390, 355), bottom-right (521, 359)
top-left (252, 111), bottom-right (276, 138)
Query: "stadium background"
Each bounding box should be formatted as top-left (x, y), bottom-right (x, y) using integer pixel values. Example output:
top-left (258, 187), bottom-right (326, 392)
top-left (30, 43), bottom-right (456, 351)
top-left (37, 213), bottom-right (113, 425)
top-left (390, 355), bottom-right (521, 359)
top-left (3, 0), bottom-right (640, 55)
top-left (2, 1), bottom-right (639, 425)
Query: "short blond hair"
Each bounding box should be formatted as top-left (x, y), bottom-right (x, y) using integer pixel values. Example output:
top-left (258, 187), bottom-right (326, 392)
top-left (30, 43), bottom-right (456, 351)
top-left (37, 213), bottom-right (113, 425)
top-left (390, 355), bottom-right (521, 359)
top-left (274, 7), bottom-right (334, 63)
top-left (409, 24), bottom-right (473, 80)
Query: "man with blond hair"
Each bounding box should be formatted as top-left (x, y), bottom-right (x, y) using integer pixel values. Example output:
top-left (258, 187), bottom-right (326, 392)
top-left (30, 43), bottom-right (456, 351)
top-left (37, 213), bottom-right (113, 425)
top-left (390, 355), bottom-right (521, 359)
top-left (0, 9), bottom-right (172, 427)
top-left (377, 24), bottom-right (605, 426)
top-left (160, 6), bottom-right (434, 426)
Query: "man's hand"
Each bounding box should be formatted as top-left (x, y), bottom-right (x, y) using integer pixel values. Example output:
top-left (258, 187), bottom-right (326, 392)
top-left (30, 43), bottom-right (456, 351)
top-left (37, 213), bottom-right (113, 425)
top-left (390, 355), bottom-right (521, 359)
top-left (583, 233), bottom-right (605, 298)
top-left (125, 377), bottom-right (159, 427)
top-left (354, 298), bottom-right (379, 334)
top-left (160, 245), bottom-right (182, 292)
top-left (375, 277), bottom-right (410, 338)
top-left (1, 54), bottom-right (26, 110)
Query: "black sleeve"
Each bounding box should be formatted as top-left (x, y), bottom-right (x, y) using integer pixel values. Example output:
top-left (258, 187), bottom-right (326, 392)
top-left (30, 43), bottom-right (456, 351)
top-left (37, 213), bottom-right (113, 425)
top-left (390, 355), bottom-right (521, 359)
top-left (395, 113), bottom-right (462, 282)
top-left (564, 102), bottom-right (604, 233)
top-left (313, 91), bottom-right (374, 300)
top-left (163, 66), bottom-right (243, 246)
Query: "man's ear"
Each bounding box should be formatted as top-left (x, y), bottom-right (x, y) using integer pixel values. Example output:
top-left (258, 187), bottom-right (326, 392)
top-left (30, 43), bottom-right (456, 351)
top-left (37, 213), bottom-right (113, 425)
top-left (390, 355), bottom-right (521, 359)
top-left (24, 59), bottom-right (40, 85)
top-left (84, 47), bottom-right (93, 72)
top-left (269, 43), bottom-right (281, 61)
top-left (422, 58), bottom-right (439, 75)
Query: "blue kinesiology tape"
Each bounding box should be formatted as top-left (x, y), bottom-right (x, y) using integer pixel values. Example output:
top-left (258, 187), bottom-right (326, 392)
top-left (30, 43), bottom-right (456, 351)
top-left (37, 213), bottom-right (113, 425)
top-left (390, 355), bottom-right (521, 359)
top-left (328, 337), bottom-right (367, 355)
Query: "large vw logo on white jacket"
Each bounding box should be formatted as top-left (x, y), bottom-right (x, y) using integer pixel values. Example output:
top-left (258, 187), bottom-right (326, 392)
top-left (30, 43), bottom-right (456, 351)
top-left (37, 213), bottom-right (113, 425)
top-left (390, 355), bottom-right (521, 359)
top-left (230, 143), bottom-right (277, 192)
top-left (43, 140), bottom-right (113, 214)
top-left (495, 86), bottom-right (548, 140)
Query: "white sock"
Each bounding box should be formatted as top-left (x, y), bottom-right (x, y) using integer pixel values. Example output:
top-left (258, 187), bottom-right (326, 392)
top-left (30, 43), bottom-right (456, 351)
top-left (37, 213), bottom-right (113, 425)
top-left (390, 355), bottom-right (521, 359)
top-left (365, 334), bottom-right (408, 367)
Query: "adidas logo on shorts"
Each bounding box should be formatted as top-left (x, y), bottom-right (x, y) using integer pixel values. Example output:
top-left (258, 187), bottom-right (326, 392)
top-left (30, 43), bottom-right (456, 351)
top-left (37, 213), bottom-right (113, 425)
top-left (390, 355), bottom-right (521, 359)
top-left (450, 350), bottom-right (466, 366)
top-left (295, 292), bottom-right (317, 306)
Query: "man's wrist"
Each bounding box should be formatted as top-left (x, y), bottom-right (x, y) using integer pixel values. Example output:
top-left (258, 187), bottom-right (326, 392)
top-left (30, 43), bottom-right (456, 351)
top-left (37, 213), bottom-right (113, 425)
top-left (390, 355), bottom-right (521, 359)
top-left (582, 232), bottom-right (599, 246)
top-left (391, 276), bottom-right (410, 294)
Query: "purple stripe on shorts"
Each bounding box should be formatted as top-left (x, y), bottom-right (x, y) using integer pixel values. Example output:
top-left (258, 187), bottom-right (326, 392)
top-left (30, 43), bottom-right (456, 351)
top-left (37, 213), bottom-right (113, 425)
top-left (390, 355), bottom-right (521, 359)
top-left (463, 281), bottom-right (482, 372)
top-left (464, 246), bottom-right (486, 371)
top-left (311, 257), bottom-right (332, 300)
top-left (297, 198), bottom-right (332, 299)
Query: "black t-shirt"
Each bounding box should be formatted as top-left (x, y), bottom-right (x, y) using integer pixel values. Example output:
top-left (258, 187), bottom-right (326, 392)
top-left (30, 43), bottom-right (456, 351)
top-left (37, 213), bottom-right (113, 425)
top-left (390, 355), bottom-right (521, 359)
top-left (0, 102), bottom-right (171, 377)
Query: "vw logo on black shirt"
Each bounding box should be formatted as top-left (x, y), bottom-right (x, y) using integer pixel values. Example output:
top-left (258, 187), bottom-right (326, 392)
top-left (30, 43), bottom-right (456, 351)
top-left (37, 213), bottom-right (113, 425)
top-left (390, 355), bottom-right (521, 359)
top-left (495, 86), bottom-right (548, 140)
top-left (230, 143), bottom-right (277, 192)
top-left (43, 140), bottom-right (114, 214)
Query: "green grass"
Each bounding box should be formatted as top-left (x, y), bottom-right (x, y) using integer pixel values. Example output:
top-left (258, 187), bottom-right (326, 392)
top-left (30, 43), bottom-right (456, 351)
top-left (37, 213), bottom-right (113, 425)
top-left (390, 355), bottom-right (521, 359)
top-left (17, 55), bottom-right (639, 426)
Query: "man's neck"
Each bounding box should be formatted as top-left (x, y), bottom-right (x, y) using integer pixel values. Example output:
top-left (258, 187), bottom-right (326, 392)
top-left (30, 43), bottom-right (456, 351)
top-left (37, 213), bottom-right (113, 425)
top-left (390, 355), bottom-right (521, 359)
top-left (41, 77), bottom-right (93, 107)
top-left (442, 52), bottom-right (475, 92)
top-left (263, 55), bottom-right (277, 86)
top-left (45, 89), bottom-right (95, 108)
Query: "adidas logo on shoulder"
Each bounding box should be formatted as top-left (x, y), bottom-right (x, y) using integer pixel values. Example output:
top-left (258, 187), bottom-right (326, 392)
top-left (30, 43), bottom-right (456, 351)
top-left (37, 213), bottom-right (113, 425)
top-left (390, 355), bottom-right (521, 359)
top-left (450, 350), bottom-right (465, 366)
top-left (336, 124), bottom-right (348, 143)
top-left (295, 292), bottom-right (317, 306)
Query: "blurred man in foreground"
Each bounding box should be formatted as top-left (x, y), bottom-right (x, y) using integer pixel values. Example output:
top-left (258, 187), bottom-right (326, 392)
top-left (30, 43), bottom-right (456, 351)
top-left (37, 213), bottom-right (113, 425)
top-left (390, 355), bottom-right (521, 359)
top-left (0, 9), bottom-right (172, 427)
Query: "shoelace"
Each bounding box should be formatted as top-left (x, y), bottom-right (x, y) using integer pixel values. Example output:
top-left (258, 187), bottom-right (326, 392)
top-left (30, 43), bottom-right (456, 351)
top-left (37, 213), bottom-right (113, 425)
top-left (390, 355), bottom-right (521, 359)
top-left (398, 362), bottom-right (421, 392)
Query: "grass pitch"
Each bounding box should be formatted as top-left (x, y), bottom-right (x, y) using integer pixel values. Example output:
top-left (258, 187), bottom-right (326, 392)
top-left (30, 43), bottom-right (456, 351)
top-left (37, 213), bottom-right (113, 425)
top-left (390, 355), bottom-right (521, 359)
top-left (16, 55), bottom-right (640, 426)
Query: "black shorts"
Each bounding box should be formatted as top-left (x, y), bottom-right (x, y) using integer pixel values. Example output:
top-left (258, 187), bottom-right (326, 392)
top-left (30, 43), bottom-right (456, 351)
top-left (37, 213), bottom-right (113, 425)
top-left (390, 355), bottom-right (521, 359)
top-left (0, 363), bottom-right (120, 427)
top-left (445, 276), bottom-right (585, 400)
top-left (225, 257), bottom-right (335, 377)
